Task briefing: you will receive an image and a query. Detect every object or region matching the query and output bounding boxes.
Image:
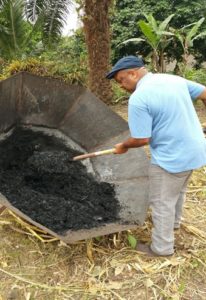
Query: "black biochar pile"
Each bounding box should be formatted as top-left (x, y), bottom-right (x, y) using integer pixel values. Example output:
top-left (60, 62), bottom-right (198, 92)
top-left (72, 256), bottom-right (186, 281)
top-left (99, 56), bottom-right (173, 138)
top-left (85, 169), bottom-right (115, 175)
top-left (0, 127), bottom-right (120, 233)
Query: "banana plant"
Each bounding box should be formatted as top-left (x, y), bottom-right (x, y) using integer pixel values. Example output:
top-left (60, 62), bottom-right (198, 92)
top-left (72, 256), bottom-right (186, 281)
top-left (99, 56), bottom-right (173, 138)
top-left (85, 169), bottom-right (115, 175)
top-left (121, 14), bottom-right (175, 72)
top-left (173, 17), bottom-right (206, 66)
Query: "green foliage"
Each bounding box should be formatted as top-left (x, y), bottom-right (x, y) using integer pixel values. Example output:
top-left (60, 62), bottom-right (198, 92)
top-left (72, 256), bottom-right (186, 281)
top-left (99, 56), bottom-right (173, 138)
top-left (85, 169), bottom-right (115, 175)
top-left (0, 0), bottom-right (29, 59)
top-left (26, 0), bottom-right (73, 47)
top-left (111, 0), bottom-right (206, 63)
top-left (138, 19), bottom-right (158, 48)
top-left (111, 0), bottom-right (146, 61)
top-left (178, 282), bottom-right (186, 294)
top-left (0, 58), bottom-right (49, 80)
top-left (121, 13), bottom-right (174, 72)
top-left (0, 0), bottom-right (73, 59)
top-left (40, 31), bottom-right (88, 84)
top-left (139, 14), bottom-right (174, 49)
top-left (170, 18), bottom-right (206, 71)
top-left (112, 81), bottom-right (129, 103)
top-left (0, 0), bottom-right (44, 59)
top-left (182, 67), bottom-right (206, 85)
top-left (0, 32), bottom-right (88, 85)
top-left (187, 18), bottom-right (205, 45)
top-left (94, 236), bottom-right (102, 242)
top-left (127, 234), bottom-right (137, 249)
top-left (0, 56), bottom-right (86, 84)
top-left (173, 18), bottom-right (206, 50)
top-left (26, 0), bottom-right (45, 22)
top-left (0, 57), bottom-right (6, 73)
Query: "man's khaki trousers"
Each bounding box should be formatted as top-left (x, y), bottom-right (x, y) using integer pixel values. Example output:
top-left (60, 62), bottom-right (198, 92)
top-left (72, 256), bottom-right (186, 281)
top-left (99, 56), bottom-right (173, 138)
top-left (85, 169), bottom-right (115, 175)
top-left (149, 164), bottom-right (192, 255)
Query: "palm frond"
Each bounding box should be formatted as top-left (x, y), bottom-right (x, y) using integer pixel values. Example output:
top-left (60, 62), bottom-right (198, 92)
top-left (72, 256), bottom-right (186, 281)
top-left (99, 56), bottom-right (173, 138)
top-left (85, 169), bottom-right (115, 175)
top-left (159, 37), bottom-right (173, 51)
top-left (159, 14), bottom-right (174, 32)
top-left (192, 31), bottom-right (206, 42)
top-left (26, 0), bottom-right (44, 23)
top-left (144, 14), bottom-right (157, 32)
top-left (42, 0), bottom-right (73, 46)
top-left (156, 31), bottom-right (174, 36)
top-left (175, 32), bottom-right (184, 49)
top-left (181, 22), bottom-right (198, 30)
top-left (138, 19), bottom-right (158, 49)
top-left (0, 0), bottom-right (26, 57)
top-left (0, 0), bottom-right (6, 8)
top-left (120, 38), bottom-right (145, 46)
top-left (186, 17), bottom-right (205, 44)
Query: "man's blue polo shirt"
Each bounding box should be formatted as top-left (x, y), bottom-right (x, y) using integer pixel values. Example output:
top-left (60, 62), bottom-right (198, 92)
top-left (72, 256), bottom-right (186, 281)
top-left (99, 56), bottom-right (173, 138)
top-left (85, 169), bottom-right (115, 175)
top-left (128, 73), bottom-right (206, 173)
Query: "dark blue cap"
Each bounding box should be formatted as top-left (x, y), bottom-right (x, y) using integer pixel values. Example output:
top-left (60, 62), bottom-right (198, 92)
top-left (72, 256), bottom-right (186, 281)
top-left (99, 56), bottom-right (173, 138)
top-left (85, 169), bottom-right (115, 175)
top-left (106, 55), bottom-right (144, 79)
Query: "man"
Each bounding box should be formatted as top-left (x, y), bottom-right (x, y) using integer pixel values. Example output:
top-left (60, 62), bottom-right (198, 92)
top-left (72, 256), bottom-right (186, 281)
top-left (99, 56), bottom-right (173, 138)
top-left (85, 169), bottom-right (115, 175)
top-left (106, 56), bottom-right (206, 257)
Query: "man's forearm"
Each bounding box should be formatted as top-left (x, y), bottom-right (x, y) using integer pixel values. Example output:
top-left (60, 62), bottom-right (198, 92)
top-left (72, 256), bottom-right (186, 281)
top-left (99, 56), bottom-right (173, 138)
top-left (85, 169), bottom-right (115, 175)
top-left (197, 88), bottom-right (206, 108)
top-left (202, 99), bottom-right (206, 108)
top-left (114, 137), bottom-right (150, 154)
top-left (122, 137), bottom-right (149, 149)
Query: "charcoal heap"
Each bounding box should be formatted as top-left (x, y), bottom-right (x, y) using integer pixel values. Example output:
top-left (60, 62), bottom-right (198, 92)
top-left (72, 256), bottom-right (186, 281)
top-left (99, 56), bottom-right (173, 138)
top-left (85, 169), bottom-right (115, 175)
top-left (0, 127), bottom-right (120, 233)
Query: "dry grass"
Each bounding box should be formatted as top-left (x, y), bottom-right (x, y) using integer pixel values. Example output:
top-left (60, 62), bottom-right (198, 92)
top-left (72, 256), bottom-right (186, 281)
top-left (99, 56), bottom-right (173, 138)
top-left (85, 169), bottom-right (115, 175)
top-left (0, 103), bottom-right (206, 300)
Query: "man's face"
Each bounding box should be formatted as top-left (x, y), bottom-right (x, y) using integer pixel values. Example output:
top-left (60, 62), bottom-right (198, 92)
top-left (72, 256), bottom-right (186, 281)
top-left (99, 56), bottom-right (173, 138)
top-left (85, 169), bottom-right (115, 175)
top-left (114, 69), bottom-right (139, 93)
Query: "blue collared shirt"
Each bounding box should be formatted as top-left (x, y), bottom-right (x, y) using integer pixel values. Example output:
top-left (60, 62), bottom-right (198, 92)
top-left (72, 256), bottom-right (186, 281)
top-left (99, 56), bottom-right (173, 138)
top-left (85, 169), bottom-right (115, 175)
top-left (128, 73), bottom-right (206, 172)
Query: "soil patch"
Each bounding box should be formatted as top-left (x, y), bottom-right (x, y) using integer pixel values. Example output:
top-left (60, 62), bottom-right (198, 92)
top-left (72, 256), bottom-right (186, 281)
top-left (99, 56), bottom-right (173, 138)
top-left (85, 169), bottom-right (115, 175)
top-left (0, 127), bottom-right (120, 233)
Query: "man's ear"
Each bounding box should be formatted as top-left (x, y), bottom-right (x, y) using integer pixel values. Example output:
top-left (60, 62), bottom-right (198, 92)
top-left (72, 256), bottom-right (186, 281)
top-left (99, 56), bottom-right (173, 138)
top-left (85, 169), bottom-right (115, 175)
top-left (128, 69), bottom-right (138, 78)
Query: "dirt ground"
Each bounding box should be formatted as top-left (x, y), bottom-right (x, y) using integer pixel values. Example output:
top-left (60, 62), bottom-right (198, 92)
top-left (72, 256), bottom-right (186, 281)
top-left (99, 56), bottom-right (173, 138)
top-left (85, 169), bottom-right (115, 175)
top-left (0, 101), bottom-right (206, 300)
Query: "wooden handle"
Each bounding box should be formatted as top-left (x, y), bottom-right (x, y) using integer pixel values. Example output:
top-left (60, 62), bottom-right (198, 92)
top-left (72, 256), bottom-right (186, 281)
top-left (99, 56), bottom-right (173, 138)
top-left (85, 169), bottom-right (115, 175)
top-left (73, 148), bottom-right (116, 161)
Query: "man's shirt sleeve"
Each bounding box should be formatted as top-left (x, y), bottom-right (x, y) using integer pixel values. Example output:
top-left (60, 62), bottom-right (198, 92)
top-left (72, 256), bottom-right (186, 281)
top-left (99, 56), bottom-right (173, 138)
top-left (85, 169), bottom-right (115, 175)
top-left (128, 102), bottom-right (152, 138)
top-left (186, 79), bottom-right (205, 100)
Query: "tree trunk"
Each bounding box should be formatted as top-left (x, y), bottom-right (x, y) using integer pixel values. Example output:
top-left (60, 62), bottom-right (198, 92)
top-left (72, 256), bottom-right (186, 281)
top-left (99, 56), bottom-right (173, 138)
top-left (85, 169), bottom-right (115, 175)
top-left (83, 0), bottom-right (113, 104)
top-left (152, 50), bottom-right (160, 72)
top-left (183, 45), bottom-right (189, 66)
top-left (159, 51), bottom-right (165, 73)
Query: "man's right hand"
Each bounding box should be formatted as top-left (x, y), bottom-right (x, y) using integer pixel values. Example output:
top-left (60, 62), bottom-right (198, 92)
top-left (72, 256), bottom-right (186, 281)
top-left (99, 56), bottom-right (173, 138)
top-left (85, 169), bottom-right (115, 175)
top-left (114, 143), bottom-right (128, 154)
top-left (114, 137), bottom-right (150, 154)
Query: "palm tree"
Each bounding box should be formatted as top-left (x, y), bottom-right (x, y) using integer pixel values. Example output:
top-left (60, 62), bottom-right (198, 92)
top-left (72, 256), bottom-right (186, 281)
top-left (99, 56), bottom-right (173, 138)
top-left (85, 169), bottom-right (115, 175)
top-left (1, 0), bottom-right (113, 104)
top-left (26, 0), bottom-right (72, 47)
top-left (0, 0), bottom-right (27, 58)
top-left (82, 0), bottom-right (113, 103)
top-left (0, 0), bottom-right (72, 59)
top-left (121, 14), bottom-right (174, 72)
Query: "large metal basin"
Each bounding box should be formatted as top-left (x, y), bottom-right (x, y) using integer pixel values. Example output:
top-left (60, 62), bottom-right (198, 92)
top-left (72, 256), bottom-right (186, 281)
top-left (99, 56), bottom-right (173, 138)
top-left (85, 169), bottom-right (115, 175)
top-left (0, 72), bottom-right (149, 243)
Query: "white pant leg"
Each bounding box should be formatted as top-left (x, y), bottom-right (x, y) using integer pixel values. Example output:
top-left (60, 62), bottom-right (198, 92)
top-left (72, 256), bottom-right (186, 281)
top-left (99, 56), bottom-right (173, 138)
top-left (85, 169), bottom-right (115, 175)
top-left (174, 173), bottom-right (192, 229)
top-left (149, 164), bottom-right (192, 255)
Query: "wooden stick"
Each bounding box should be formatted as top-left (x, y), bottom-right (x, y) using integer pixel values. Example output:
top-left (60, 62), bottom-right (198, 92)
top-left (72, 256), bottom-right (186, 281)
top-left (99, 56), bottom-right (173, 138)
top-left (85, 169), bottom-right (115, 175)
top-left (73, 148), bottom-right (116, 161)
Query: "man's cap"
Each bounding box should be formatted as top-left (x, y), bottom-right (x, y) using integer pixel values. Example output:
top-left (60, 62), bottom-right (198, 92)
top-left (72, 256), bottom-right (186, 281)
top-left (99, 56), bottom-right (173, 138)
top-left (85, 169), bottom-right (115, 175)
top-left (106, 55), bottom-right (144, 79)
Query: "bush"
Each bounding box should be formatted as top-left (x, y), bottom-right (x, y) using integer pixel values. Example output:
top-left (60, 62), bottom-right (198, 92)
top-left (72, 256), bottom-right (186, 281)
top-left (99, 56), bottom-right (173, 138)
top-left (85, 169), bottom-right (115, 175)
top-left (0, 56), bottom-right (88, 85)
top-left (39, 32), bottom-right (88, 85)
top-left (0, 32), bottom-right (88, 85)
top-left (0, 58), bottom-right (48, 79)
top-left (179, 66), bottom-right (206, 85)
top-left (112, 81), bottom-right (129, 104)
